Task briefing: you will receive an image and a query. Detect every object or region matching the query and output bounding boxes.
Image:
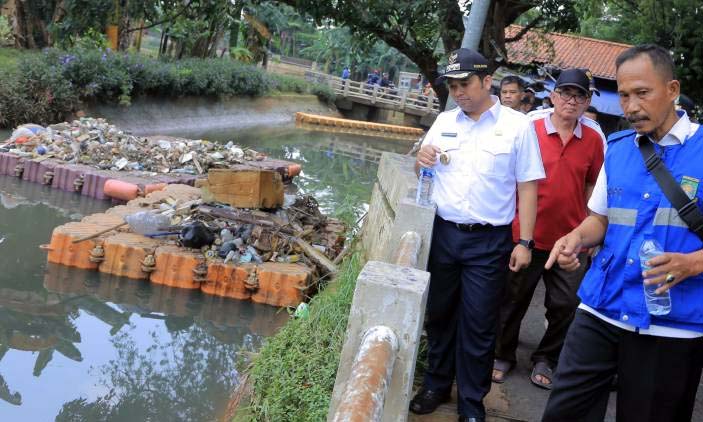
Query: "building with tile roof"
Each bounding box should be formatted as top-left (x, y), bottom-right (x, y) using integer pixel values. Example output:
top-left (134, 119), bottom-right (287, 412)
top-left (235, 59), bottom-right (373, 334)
top-left (505, 25), bottom-right (632, 81)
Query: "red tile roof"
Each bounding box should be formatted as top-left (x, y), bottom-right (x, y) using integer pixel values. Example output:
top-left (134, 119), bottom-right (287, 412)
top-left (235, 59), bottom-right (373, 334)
top-left (505, 25), bottom-right (632, 80)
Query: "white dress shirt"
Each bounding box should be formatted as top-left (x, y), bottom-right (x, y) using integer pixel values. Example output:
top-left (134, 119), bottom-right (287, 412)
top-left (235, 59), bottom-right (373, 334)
top-left (584, 112), bottom-right (702, 338)
top-left (422, 96), bottom-right (545, 225)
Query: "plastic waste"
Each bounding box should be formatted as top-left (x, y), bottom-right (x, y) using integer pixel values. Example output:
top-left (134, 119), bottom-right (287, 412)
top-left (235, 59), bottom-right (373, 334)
top-left (639, 238), bottom-right (672, 315)
top-left (220, 228), bottom-right (235, 244)
top-left (294, 302), bottom-right (309, 319)
top-left (10, 124), bottom-right (45, 142)
top-left (416, 167), bottom-right (435, 206)
top-left (218, 240), bottom-right (238, 258)
top-left (247, 246), bottom-right (263, 264)
top-left (224, 250), bottom-right (239, 264)
top-left (179, 222), bottom-right (215, 249)
top-left (125, 211), bottom-right (171, 235)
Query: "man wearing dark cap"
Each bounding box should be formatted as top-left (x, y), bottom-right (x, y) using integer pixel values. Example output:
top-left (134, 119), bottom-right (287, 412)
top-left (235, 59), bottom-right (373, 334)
top-left (412, 48), bottom-right (544, 421)
top-left (493, 68), bottom-right (604, 390)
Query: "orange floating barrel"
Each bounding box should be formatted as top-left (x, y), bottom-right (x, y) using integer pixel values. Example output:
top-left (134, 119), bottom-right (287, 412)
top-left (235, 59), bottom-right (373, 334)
top-left (250, 262), bottom-right (313, 308)
top-left (104, 179), bottom-right (141, 201)
top-left (46, 222), bottom-right (116, 270)
top-left (99, 232), bottom-right (162, 280)
top-left (150, 245), bottom-right (206, 289)
top-left (202, 262), bottom-right (256, 300)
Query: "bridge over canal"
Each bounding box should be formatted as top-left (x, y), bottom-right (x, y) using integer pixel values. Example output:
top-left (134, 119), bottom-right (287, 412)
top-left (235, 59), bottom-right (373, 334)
top-left (304, 71), bottom-right (440, 128)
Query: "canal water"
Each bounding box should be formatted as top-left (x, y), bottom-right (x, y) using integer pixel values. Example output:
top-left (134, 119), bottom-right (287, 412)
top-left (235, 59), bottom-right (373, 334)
top-left (0, 124), bottom-right (411, 420)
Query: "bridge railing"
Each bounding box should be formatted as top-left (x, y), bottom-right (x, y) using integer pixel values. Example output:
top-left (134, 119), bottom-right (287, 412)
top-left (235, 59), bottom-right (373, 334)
top-left (305, 70), bottom-right (440, 114)
top-left (328, 153), bottom-right (435, 422)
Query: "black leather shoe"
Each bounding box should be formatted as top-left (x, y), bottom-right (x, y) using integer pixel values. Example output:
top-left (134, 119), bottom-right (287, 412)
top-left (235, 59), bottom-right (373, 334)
top-left (458, 417), bottom-right (485, 422)
top-left (409, 387), bottom-right (450, 415)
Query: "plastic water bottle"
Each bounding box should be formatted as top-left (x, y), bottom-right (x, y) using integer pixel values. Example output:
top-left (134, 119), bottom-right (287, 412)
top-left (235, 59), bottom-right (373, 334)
top-left (639, 238), bottom-right (671, 315)
top-left (125, 211), bottom-right (171, 235)
top-left (416, 167), bottom-right (435, 206)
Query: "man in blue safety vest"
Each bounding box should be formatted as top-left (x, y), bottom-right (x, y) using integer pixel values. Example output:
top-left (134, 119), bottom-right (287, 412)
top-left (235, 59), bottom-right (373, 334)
top-left (543, 44), bottom-right (703, 421)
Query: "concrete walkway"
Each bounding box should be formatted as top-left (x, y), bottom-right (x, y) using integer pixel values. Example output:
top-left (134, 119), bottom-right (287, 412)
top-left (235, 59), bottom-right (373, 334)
top-left (410, 282), bottom-right (703, 422)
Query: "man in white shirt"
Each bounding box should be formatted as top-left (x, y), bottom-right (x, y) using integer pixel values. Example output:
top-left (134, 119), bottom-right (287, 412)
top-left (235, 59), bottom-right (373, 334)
top-left (410, 48), bottom-right (545, 422)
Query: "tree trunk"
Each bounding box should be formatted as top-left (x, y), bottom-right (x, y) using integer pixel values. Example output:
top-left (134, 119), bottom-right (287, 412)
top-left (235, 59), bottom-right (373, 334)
top-left (228, 1), bottom-right (245, 50)
top-left (117, 0), bottom-right (131, 51)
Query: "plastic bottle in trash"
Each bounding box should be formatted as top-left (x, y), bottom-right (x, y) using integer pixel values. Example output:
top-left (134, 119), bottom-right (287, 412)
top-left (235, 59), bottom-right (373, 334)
top-left (125, 211), bottom-right (171, 235)
top-left (416, 166), bottom-right (435, 206)
top-left (639, 238), bottom-right (671, 315)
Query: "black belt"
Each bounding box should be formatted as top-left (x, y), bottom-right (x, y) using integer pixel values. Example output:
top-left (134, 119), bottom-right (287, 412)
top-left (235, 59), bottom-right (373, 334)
top-left (438, 216), bottom-right (509, 232)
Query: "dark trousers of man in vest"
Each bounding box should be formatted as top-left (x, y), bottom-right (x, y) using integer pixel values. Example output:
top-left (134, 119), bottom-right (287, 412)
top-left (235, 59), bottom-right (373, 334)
top-left (495, 250), bottom-right (589, 369)
top-left (422, 216), bottom-right (513, 418)
top-left (542, 309), bottom-right (703, 422)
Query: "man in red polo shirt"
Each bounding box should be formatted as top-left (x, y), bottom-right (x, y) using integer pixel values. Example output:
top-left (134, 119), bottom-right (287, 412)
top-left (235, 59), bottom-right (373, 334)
top-left (492, 69), bottom-right (605, 389)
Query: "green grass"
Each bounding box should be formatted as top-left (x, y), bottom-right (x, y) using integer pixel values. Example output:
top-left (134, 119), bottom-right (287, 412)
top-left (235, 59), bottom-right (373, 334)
top-left (242, 250), bottom-right (364, 422)
top-left (0, 47), bottom-right (35, 70)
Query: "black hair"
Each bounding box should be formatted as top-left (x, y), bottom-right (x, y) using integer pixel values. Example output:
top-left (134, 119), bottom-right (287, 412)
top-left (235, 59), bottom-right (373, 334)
top-left (500, 75), bottom-right (524, 90)
top-left (586, 105), bottom-right (598, 115)
top-left (615, 44), bottom-right (675, 81)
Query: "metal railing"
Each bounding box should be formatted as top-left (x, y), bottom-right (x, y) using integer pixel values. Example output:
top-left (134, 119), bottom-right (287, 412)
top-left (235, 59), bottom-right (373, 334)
top-left (305, 71), bottom-right (441, 115)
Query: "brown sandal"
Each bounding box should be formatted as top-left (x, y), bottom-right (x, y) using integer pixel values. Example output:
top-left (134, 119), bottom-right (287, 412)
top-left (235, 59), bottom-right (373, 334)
top-left (530, 361), bottom-right (554, 390)
top-left (492, 359), bottom-right (514, 383)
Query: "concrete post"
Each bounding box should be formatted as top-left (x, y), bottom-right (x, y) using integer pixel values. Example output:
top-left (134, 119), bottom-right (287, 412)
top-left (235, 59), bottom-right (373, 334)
top-left (328, 261), bottom-right (430, 422)
top-left (362, 153), bottom-right (435, 271)
top-left (331, 326), bottom-right (399, 422)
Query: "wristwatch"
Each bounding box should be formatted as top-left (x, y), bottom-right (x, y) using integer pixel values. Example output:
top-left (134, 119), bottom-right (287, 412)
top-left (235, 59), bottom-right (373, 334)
top-left (518, 239), bottom-right (535, 250)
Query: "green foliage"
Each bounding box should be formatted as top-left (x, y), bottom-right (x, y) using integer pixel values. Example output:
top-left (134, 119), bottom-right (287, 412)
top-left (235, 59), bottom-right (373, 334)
top-left (247, 252), bottom-right (363, 421)
top-left (309, 83), bottom-right (335, 105)
top-left (0, 46), bottom-right (338, 127)
top-left (0, 16), bottom-right (13, 47)
top-left (268, 74), bottom-right (308, 94)
top-left (576, 0), bottom-right (703, 103)
top-left (50, 0), bottom-right (113, 48)
top-left (0, 56), bottom-right (80, 127)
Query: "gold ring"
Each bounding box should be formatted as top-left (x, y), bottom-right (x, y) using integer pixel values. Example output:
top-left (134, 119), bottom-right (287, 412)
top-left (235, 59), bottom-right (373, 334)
top-left (665, 273), bottom-right (676, 283)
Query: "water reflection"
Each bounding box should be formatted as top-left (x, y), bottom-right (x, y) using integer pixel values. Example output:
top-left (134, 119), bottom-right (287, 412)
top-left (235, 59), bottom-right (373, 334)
top-left (0, 124), bottom-right (409, 420)
top-left (185, 125), bottom-right (412, 225)
top-left (0, 174), bottom-right (287, 421)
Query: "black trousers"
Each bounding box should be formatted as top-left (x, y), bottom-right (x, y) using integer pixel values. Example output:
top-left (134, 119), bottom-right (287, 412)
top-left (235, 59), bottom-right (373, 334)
top-left (543, 309), bottom-right (703, 422)
top-left (423, 216), bottom-right (513, 418)
top-left (495, 249), bottom-right (589, 367)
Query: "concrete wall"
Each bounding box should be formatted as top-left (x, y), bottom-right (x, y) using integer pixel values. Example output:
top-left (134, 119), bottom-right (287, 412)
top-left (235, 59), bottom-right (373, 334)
top-left (361, 152), bottom-right (435, 271)
top-left (83, 94), bottom-right (338, 136)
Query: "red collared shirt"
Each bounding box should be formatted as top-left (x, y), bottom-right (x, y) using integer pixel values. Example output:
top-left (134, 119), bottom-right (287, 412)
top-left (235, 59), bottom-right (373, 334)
top-left (513, 114), bottom-right (604, 250)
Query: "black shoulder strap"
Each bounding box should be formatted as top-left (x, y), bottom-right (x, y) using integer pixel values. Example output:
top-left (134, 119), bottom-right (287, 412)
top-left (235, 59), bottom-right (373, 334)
top-left (638, 140), bottom-right (703, 241)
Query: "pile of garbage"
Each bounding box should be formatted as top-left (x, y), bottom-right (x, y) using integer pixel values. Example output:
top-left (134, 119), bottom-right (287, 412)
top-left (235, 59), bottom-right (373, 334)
top-left (2, 118), bottom-right (267, 175)
top-left (126, 194), bottom-right (346, 275)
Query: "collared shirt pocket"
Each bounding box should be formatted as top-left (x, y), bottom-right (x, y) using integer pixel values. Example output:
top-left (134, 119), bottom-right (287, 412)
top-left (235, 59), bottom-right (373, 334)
top-left (477, 141), bottom-right (513, 176)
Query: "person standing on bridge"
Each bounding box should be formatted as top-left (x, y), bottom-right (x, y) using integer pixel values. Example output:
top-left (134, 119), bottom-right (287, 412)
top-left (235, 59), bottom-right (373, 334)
top-left (492, 68), bottom-right (605, 390)
top-left (411, 48), bottom-right (544, 422)
top-left (542, 44), bottom-right (703, 421)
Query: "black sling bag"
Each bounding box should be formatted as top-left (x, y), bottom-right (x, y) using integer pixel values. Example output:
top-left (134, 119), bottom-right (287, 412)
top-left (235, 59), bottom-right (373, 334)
top-left (638, 140), bottom-right (703, 241)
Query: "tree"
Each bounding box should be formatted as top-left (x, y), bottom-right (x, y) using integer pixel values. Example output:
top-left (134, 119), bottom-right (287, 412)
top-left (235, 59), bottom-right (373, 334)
top-left (576, 0), bottom-right (703, 107)
top-left (273, 0), bottom-right (579, 108)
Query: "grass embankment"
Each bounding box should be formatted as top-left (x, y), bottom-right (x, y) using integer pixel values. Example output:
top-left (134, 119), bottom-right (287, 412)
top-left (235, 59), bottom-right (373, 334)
top-left (0, 46), bottom-right (335, 128)
top-left (239, 251), bottom-right (364, 422)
